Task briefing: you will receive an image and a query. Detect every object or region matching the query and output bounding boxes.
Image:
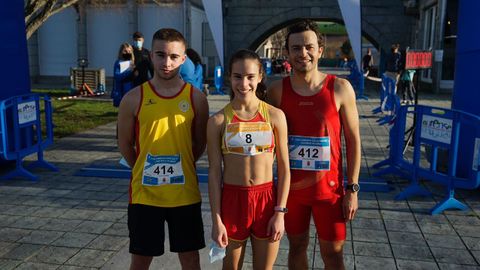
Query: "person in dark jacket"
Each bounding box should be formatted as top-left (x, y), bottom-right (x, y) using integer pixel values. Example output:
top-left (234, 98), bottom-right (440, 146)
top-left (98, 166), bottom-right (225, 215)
top-left (132, 31), bottom-right (153, 87)
top-left (112, 43), bottom-right (135, 107)
top-left (362, 48), bottom-right (373, 76)
top-left (385, 44), bottom-right (402, 82)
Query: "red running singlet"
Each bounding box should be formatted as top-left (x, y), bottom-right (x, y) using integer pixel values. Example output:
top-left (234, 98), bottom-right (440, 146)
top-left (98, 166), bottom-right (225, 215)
top-left (280, 75), bottom-right (344, 200)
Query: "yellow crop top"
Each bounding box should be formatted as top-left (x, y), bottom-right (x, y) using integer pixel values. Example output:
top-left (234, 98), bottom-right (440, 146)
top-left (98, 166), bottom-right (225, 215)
top-left (221, 101), bottom-right (275, 156)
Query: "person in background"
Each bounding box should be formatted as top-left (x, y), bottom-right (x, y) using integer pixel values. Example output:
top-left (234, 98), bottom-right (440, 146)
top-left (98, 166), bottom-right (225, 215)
top-left (132, 31), bottom-right (153, 87)
top-left (112, 43), bottom-right (135, 107)
top-left (186, 48), bottom-right (204, 90)
top-left (179, 54), bottom-right (196, 87)
top-left (208, 49), bottom-right (290, 269)
top-left (283, 60), bottom-right (292, 76)
top-left (399, 69), bottom-right (416, 105)
top-left (362, 48), bottom-right (373, 76)
top-left (385, 44), bottom-right (402, 83)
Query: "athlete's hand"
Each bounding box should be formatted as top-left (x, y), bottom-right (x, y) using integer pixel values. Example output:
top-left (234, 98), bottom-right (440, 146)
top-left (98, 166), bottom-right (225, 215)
top-left (343, 191), bottom-right (358, 222)
top-left (267, 212), bottom-right (285, 242)
top-left (212, 221), bottom-right (228, 248)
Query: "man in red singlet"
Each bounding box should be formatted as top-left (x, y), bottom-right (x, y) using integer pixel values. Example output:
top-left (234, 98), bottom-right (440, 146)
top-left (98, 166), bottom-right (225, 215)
top-left (267, 20), bottom-right (361, 270)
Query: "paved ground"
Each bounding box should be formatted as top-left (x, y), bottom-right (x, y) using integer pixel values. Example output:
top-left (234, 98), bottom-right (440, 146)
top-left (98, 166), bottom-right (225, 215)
top-left (1, 80), bottom-right (479, 270)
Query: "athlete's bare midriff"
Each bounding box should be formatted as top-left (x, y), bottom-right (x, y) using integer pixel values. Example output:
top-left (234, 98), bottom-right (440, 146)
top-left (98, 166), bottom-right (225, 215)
top-left (222, 153), bottom-right (274, 186)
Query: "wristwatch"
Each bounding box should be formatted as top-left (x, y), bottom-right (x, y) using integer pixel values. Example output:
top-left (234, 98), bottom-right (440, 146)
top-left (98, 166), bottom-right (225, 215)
top-left (346, 183), bottom-right (360, 192)
top-left (274, 206), bottom-right (288, 213)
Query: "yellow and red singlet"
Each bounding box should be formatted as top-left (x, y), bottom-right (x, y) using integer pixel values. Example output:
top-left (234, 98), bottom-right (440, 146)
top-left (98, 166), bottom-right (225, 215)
top-left (130, 82), bottom-right (201, 207)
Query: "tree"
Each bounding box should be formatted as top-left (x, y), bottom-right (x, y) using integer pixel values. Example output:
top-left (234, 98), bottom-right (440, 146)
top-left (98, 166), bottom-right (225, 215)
top-left (269, 28), bottom-right (287, 58)
top-left (25, 0), bottom-right (80, 39)
top-left (24, 0), bottom-right (181, 40)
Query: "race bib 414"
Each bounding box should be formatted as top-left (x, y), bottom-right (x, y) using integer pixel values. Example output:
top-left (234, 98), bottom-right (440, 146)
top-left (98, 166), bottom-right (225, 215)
top-left (142, 154), bottom-right (185, 186)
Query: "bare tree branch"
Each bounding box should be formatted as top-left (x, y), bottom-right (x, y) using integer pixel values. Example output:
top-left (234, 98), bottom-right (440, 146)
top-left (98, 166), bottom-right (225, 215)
top-left (24, 0), bottom-right (183, 39)
top-left (25, 0), bottom-right (80, 39)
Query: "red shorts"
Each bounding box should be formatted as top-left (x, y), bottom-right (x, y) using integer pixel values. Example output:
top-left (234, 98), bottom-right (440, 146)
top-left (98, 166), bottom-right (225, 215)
top-left (285, 189), bottom-right (346, 242)
top-left (221, 182), bottom-right (276, 241)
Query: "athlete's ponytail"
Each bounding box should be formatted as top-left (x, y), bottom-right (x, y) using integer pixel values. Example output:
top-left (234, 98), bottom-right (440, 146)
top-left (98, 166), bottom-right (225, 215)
top-left (228, 49), bottom-right (267, 101)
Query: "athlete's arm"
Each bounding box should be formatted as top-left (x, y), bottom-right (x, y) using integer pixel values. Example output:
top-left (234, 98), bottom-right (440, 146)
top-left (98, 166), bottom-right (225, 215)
top-left (191, 90), bottom-right (209, 161)
top-left (266, 79), bottom-right (283, 108)
top-left (207, 112), bottom-right (228, 248)
top-left (335, 78), bottom-right (361, 222)
top-left (117, 87), bottom-right (141, 168)
top-left (267, 106), bottom-right (290, 242)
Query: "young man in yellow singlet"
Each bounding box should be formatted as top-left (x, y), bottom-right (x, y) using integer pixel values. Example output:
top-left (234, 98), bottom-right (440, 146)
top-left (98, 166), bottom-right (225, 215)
top-left (117, 28), bottom-right (209, 270)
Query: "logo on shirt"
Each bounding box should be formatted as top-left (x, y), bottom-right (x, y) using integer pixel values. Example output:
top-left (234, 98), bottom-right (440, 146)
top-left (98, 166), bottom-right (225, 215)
top-left (299, 101), bottom-right (314, 106)
top-left (145, 99), bottom-right (156, 105)
top-left (179, 100), bottom-right (190, 112)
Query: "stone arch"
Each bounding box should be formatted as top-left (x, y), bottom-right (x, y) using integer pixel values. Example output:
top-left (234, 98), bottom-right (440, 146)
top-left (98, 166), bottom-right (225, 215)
top-left (224, 0), bottom-right (415, 62)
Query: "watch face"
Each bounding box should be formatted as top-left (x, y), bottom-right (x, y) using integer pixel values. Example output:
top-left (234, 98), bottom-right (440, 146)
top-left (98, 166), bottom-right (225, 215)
top-left (348, 184), bottom-right (360, 192)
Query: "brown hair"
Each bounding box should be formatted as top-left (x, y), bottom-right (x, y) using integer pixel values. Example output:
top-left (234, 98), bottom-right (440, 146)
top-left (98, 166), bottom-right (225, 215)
top-left (285, 20), bottom-right (324, 51)
top-left (186, 48), bottom-right (202, 66)
top-left (228, 49), bottom-right (267, 101)
top-left (152, 28), bottom-right (187, 50)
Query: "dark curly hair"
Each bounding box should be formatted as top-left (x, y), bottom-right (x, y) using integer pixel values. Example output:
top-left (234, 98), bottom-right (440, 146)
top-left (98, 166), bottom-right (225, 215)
top-left (285, 20), bottom-right (324, 51)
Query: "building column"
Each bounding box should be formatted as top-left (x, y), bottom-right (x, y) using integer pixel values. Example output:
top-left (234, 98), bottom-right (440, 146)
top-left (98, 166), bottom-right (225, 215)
top-left (432, 0), bottom-right (448, 93)
top-left (184, 0), bottom-right (191, 44)
top-left (127, 0), bottom-right (138, 36)
top-left (27, 32), bottom-right (40, 83)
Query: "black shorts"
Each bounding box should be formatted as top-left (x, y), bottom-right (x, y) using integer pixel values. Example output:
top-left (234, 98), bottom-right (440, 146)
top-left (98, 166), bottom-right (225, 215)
top-left (128, 202), bottom-right (205, 256)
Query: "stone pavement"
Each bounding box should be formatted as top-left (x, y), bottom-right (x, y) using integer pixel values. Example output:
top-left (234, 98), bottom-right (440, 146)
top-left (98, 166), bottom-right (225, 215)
top-left (1, 83), bottom-right (479, 270)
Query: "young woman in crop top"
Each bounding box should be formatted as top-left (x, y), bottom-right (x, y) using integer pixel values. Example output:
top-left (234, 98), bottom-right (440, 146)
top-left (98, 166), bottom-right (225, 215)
top-left (207, 49), bottom-right (290, 269)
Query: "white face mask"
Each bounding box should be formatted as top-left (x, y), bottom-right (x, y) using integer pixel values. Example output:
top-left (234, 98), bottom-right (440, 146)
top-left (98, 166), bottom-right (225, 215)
top-left (133, 40), bottom-right (143, 49)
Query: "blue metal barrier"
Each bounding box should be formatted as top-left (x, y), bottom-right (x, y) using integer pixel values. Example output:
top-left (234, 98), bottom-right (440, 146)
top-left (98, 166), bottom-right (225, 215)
top-left (372, 105), bottom-right (414, 179)
top-left (372, 75), bottom-right (401, 126)
top-left (374, 104), bottom-right (480, 214)
top-left (373, 74), bottom-right (395, 114)
top-left (211, 65), bottom-right (225, 95)
top-left (346, 62), bottom-right (368, 100)
top-left (0, 94), bottom-right (57, 181)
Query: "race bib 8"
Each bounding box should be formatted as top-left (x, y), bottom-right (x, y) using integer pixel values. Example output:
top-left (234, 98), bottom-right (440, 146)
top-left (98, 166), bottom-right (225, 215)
top-left (142, 153), bottom-right (185, 186)
top-left (289, 135), bottom-right (330, 171)
top-left (225, 122), bottom-right (273, 155)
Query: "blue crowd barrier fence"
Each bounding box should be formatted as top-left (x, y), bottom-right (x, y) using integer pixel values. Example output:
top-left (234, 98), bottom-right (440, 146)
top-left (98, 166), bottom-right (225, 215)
top-left (0, 93), bottom-right (57, 181)
top-left (211, 65), bottom-right (225, 95)
top-left (372, 105), bottom-right (414, 180)
top-left (372, 75), bottom-right (401, 126)
top-left (373, 104), bottom-right (480, 214)
top-left (346, 62), bottom-right (368, 100)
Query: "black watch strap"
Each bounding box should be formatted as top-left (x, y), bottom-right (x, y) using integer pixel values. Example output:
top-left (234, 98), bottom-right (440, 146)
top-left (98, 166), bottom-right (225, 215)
top-left (346, 183), bottom-right (360, 192)
top-left (274, 206), bottom-right (288, 213)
